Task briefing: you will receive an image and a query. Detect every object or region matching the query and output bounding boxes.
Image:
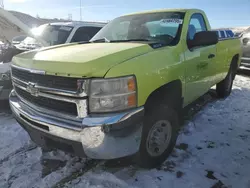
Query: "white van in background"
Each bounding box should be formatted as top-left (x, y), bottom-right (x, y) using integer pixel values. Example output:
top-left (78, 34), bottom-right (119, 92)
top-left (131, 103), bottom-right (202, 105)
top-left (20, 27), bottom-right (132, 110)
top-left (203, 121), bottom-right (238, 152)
top-left (0, 21), bottom-right (106, 100)
top-left (11, 35), bottom-right (27, 46)
top-left (17, 21), bottom-right (106, 50)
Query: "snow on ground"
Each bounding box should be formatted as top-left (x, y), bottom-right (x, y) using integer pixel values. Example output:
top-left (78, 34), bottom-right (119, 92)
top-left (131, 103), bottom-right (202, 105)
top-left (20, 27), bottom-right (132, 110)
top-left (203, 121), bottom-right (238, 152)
top-left (1, 75), bottom-right (250, 188)
top-left (0, 113), bottom-right (29, 162)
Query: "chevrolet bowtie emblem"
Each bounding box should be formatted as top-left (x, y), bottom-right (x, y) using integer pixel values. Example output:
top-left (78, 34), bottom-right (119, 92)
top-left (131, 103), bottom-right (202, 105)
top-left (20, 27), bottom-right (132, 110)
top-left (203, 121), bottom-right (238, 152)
top-left (26, 82), bottom-right (39, 97)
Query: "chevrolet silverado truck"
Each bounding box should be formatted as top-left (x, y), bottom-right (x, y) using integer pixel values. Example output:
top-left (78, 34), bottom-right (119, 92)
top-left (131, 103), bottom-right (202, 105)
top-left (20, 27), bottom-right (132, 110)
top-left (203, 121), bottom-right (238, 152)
top-left (10, 9), bottom-right (241, 168)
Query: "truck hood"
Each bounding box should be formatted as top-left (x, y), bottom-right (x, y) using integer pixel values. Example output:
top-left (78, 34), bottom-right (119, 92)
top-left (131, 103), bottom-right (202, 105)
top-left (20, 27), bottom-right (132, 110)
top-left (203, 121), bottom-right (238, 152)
top-left (12, 42), bottom-right (154, 77)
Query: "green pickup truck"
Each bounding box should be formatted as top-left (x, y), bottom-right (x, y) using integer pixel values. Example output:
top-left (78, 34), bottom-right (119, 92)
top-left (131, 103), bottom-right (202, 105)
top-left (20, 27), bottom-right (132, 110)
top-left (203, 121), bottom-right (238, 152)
top-left (10, 9), bottom-right (241, 168)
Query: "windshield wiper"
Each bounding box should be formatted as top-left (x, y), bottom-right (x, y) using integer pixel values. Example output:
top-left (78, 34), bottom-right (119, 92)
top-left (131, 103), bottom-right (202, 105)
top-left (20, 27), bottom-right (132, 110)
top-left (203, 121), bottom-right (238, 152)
top-left (91, 37), bottom-right (110, 43)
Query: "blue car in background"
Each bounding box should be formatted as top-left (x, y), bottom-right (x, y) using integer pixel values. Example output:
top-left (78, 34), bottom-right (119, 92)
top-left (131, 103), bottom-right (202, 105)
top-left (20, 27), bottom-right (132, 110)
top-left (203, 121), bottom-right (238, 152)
top-left (213, 29), bottom-right (235, 39)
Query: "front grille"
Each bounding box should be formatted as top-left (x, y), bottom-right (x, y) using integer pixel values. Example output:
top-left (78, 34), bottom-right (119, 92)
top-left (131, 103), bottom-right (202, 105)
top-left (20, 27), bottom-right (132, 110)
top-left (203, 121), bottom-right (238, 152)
top-left (15, 87), bottom-right (78, 116)
top-left (11, 66), bottom-right (79, 91)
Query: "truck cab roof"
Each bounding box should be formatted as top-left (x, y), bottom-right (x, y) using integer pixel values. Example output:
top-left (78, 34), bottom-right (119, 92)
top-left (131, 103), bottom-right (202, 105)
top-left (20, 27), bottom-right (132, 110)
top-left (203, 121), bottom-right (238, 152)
top-left (124, 8), bottom-right (204, 16)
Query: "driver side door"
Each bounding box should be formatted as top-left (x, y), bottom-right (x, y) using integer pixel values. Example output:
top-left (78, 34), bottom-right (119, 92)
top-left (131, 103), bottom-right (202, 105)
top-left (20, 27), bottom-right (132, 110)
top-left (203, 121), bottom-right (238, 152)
top-left (184, 13), bottom-right (217, 105)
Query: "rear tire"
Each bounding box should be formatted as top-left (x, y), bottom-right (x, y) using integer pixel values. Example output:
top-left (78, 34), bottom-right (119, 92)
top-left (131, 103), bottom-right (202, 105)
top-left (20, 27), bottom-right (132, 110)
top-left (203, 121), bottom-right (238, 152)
top-left (135, 104), bottom-right (179, 168)
top-left (216, 66), bottom-right (234, 98)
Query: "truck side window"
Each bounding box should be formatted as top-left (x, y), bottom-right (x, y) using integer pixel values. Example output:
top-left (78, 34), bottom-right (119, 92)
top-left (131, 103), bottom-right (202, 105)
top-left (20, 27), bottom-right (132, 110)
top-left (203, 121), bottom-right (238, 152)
top-left (71, 27), bottom-right (102, 42)
top-left (187, 13), bottom-right (207, 40)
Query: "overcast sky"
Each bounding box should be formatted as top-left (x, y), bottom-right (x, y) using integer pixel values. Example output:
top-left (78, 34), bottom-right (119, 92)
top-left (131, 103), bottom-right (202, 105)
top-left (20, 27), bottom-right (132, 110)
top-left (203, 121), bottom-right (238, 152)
top-left (4, 0), bottom-right (250, 28)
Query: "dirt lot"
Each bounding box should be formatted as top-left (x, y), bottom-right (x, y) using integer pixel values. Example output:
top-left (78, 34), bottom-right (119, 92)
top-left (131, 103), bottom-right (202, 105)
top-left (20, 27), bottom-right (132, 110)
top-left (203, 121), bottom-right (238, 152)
top-left (1, 74), bottom-right (250, 188)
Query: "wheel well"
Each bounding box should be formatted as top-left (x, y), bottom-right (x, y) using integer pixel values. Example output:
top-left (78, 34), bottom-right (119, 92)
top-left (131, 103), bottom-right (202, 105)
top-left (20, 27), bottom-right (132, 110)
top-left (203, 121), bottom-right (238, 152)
top-left (145, 80), bottom-right (183, 112)
top-left (231, 54), bottom-right (239, 79)
top-left (231, 54), bottom-right (239, 71)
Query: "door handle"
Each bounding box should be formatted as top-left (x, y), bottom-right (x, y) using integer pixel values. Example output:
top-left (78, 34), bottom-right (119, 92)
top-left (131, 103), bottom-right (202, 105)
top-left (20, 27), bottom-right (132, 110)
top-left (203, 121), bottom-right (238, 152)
top-left (208, 54), bottom-right (215, 59)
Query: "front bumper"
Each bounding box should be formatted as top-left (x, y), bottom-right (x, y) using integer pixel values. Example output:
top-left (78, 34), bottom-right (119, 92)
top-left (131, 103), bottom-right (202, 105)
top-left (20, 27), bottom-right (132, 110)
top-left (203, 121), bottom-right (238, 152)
top-left (10, 90), bottom-right (144, 159)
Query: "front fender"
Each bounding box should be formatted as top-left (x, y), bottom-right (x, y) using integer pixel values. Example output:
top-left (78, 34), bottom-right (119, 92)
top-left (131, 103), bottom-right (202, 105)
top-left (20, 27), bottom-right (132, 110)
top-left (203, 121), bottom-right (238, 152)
top-left (105, 45), bottom-right (186, 106)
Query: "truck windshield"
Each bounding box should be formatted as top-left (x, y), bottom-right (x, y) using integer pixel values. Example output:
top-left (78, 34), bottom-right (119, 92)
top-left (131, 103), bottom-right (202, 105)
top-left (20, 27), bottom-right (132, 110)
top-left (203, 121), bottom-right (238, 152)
top-left (91, 12), bottom-right (185, 45)
top-left (27, 24), bottom-right (73, 46)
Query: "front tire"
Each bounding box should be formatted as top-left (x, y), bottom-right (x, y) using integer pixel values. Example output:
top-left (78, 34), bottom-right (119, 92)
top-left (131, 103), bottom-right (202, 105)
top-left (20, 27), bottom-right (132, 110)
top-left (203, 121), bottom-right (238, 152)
top-left (216, 66), bottom-right (234, 98)
top-left (135, 104), bottom-right (179, 168)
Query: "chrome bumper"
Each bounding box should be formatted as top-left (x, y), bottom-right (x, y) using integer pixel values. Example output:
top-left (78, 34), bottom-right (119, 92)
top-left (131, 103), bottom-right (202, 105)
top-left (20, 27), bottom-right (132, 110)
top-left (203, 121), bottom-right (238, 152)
top-left (240, 57), bottom-right (250, 68)
top-left (10, 90), bottom-right (144, 159)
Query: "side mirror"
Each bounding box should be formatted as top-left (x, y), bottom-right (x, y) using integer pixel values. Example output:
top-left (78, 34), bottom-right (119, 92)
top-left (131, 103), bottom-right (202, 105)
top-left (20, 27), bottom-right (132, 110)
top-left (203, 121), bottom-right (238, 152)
top-left (189, 31), bottom-right (218, 48)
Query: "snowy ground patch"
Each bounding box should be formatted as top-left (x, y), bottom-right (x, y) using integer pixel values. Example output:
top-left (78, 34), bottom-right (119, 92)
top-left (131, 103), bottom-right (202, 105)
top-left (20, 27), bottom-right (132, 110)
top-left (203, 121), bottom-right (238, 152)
top-left (1, 75), bottom-right (250, 188)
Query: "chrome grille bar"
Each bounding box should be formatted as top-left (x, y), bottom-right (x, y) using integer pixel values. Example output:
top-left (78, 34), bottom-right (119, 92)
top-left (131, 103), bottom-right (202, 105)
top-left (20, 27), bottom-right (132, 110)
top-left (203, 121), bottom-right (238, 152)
top-left (11, 65), bottom-right (88, 97)
top-left (12, 76), bottom-right (87, 97)
top-left (13, 82), bottom-right (88, 118)
top-left (11, 64), bottom-right (88, 119)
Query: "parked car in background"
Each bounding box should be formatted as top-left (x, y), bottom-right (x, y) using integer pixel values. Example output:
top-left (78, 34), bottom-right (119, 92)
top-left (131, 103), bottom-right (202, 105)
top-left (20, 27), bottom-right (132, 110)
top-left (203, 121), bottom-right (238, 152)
top-left (213, 29), bottom-right (235, 39)
top-left (239, 32), bottom-right (250, 68)
top-left (0, 40), bottom-right (4, 47)
top-left (234, 32), bottom-right (242, 37)
top-left (0, 62), bottom-right (11, 100)
top-left (16, 22), bottom-right (106, 51)
top-left (0, 41), bottom-right (11, 100)
top-left (0, 21), bottom-right (106, 100)
top-left (0, 41), bottom-right (4, 54)
top-left (11, 35), bottom-right (27, 46)
top-left (10, 8), bottom-right (241, 168)
top-left (0, 41), bottom-right (11, 53)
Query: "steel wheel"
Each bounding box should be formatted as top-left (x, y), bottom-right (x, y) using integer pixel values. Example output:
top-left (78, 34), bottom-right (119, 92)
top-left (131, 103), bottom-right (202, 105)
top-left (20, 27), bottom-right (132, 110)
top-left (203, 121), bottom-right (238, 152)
top-left (146, 120), bottom-right (172, 157)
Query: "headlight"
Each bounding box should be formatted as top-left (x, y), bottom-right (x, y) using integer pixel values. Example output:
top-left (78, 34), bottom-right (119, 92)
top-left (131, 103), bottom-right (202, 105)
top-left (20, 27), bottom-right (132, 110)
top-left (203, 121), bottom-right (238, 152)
top-left (89, 76), bottom-right (137, 113)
